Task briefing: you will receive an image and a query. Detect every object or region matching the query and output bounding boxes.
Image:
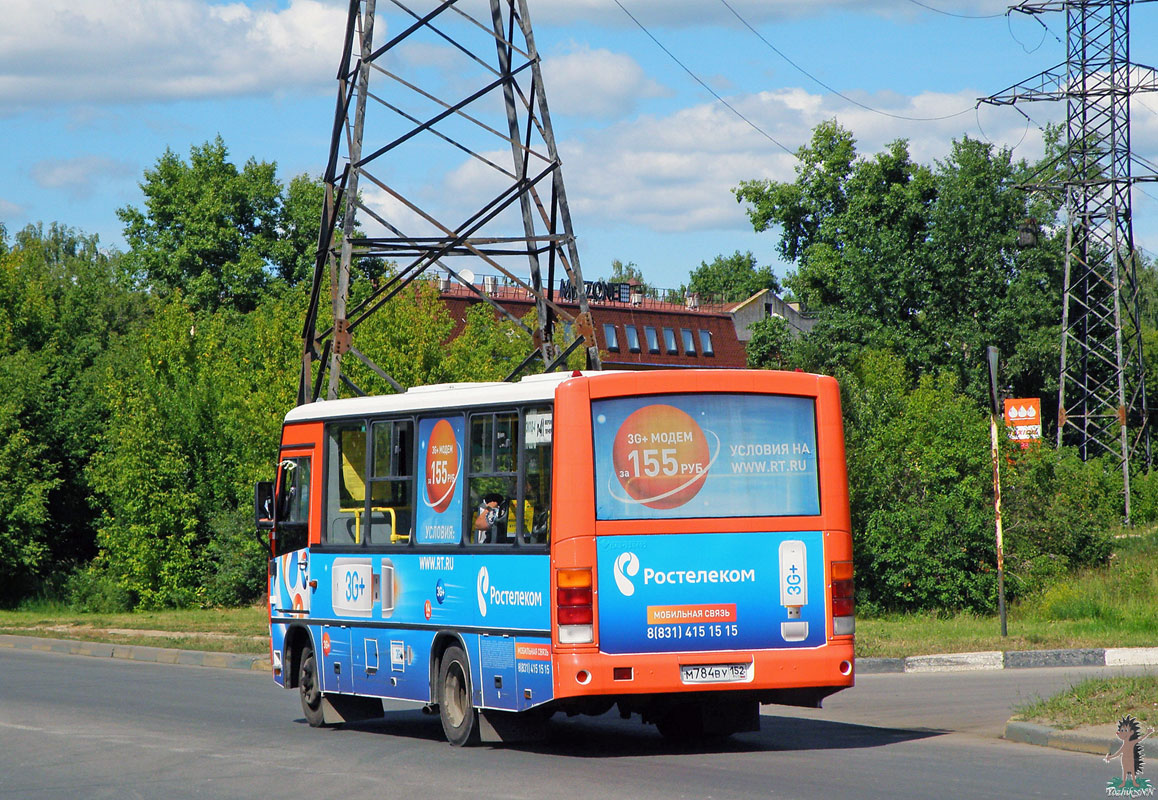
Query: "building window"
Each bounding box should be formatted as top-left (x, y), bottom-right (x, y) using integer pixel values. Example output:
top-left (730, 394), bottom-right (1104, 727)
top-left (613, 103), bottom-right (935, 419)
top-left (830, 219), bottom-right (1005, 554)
top-left (698, 329), bottom-right (714, 357)
top-left (603, 323), bottom-right (619, 352)
top-left (644, 326), bottom-right (659, 354)
top-left (681, 328), bottom-right (696, 356)
top-left (625, 325), bottom-right (641, 353)
top-left (663, 327), bottom-right (678, 355)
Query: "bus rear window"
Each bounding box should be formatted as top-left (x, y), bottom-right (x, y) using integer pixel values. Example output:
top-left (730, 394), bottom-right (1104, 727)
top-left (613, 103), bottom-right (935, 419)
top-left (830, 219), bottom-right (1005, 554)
top-left (591, 393), bottom-right (819, 520)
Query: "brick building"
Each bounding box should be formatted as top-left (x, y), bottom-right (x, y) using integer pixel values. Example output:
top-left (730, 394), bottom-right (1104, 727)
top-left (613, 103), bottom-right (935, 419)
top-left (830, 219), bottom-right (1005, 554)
top-left (438, 277), bottom-right (749, 369)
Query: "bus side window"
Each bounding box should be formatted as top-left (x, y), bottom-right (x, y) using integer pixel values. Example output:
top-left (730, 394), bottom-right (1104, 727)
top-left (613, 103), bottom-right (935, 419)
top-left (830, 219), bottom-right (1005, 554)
top-left (274, 456), bottom-right (310, 555)
top-left (367, 420), bottom-right (413, 545)
top-left (468, 411), bottom-right (519, 545)
top-left (325, 423), bottom-right (367, 545)
top-left (523, 407), bottom-right (552, 545)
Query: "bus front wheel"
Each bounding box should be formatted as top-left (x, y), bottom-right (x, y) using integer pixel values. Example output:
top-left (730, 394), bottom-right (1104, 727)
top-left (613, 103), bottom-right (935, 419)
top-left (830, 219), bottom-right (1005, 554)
top-left (299, 644), bottom-right (326, 728)
top-left (438, 645), bottom-right (479, 746)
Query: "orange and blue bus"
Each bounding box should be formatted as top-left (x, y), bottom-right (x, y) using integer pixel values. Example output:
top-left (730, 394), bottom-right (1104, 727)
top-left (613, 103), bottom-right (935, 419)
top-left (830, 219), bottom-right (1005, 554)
top-left (257, 369), bottom-right (854, 745)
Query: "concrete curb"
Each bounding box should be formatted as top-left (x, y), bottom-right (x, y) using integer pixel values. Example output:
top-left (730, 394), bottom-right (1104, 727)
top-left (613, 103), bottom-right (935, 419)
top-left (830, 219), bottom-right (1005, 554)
top-left (858, 646), bottom-right (1158, 674)
top-left (1003, 718), bottom-right (1117, 755)
top-left (0, 634), bottom-right (267, 672)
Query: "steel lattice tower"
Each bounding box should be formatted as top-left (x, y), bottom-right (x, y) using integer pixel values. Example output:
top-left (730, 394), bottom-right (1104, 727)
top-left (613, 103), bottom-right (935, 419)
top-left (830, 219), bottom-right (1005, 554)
top-left (980, 0), bottom-right (1158, 521)
top-left (299, 0), bottom-right (601, 406)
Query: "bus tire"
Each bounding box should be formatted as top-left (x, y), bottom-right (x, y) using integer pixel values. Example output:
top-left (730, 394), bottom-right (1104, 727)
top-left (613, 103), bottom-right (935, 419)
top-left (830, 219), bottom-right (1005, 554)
top-left (438, 645), bottom-right (479, 746)
top-left (299, 644), bottom-right (327, 728)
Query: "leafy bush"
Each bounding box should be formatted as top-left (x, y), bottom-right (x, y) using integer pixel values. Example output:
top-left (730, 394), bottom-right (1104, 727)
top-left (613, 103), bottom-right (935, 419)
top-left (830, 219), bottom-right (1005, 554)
top-left (202, 509), bottom-right (267, 607)
top-left (1001, 446), bottom-right (1117, 596)
top-left (65, 565), bottom-right (134, 613)
top-left (839, 350), bottom-right (1120, 614)
top-left (842, 350), bottom-right (995, 614)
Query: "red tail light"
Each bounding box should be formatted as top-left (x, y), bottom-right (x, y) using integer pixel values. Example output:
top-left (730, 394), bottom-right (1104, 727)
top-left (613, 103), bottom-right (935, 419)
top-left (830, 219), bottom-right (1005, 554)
top-left (831, 561), bottom-right (855, 635)
top-left (556, 569), bottom-right (594, 644)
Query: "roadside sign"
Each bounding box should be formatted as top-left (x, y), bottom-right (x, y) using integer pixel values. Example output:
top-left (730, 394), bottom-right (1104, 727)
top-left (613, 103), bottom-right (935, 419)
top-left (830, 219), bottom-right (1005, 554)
top-left (1004, 398), bottom-right (1042, 448)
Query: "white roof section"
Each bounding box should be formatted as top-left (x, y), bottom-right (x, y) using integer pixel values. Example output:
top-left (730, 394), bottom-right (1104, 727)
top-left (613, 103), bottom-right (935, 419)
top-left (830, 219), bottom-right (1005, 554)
top-left (284, 371), bottom-right (612, 423)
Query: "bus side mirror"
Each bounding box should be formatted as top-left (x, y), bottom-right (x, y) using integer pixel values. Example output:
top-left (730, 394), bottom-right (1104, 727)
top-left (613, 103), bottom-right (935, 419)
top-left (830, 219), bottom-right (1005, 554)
top-left (255, 481), bottom-right (275, 533)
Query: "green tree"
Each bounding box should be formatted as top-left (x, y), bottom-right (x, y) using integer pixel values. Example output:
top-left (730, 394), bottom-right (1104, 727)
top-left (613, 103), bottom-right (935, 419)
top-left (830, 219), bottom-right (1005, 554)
top-left (603, 259), bottom-right (653, 295)
top-left (745, 315), bottom-right (796, 370)
top-left (118, 137), bottom-right (325, 312)
top-left (684, 250), bottom-right (779, 303)
top-left (736, 122), bottom-right (1064, 409)
top-left (840, 351), bottom-right (995, 613)
top-left (0, 223), bottom-right (141, 603)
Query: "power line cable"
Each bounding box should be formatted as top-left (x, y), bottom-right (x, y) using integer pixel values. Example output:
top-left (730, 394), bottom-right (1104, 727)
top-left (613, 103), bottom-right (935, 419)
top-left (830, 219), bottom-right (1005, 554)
top-left (612, 0), bottom-right (798, 157)
top-left (905, 0), bottom-right (1006, 19)
top-left (717, 0), bottom-right (974, 122)
top-left (1006, 8), bottom-right (1064, 52)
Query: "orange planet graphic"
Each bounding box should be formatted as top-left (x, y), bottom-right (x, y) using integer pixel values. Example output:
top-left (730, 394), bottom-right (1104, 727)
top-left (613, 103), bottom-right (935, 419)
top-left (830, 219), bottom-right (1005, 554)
top-left (612, 405), bottom-right (710, 509)
top-left (424, 419), bottom-right (459, 513)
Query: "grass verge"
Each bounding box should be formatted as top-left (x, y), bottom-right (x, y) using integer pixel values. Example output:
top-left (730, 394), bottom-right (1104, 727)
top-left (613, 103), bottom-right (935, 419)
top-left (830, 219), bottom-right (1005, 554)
top-left (1014, 676), bottom-right (1158, 730)
top-left (0, 604), bottom-right (268, 655)
top-left (857, 528), bottom-right (1158, 658)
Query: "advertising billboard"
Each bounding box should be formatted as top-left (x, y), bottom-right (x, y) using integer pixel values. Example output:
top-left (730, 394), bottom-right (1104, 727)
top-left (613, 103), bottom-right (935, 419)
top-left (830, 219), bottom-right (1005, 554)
top-left (592, 393), bottom-right (820, 520)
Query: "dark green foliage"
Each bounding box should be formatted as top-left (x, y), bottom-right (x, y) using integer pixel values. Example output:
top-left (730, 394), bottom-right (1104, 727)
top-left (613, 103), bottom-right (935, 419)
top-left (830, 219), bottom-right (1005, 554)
top-left (841, 351), bottom-right (996, 613)
top-left (1002, 447), bottom-right (1117, 596)
top-left (202, 509), bottom-right (268, 607)
top-left (745, 315), bottom-right (795, 370)
top-left (0, 224), bottom-right (142, 605)
top-left (65, 565), bottom-right (135, 613)
top-left (736, 122), bottom-right (1064, 413)
top-left (117, 136), bottom-right (324, 312)
top-left (737, 122), bottom-right (1131, 614)
top-left (685, 250), bottom-right (779, 302)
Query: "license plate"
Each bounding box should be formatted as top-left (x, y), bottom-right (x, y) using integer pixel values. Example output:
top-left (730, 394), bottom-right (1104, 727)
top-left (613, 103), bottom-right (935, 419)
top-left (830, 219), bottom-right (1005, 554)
top-left (679, 662), bottom-right (752, 684)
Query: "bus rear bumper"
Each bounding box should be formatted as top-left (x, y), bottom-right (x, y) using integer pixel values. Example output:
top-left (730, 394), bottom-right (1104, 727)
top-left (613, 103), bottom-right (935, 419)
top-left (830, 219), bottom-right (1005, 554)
top-left (551, 640), bottom-right (855, 706)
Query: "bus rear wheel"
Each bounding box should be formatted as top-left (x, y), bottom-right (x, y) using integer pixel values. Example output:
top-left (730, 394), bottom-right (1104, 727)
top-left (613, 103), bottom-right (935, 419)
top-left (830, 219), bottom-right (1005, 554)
top-left (438, 645), bottom-right (479, 746)
top-left (299, 644), bottom-right (326, 728)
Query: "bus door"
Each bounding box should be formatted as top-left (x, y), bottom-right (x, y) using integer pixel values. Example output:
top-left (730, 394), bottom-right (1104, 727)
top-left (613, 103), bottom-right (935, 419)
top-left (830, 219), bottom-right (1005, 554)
top-left (272, 453), bottom-right (313, 616)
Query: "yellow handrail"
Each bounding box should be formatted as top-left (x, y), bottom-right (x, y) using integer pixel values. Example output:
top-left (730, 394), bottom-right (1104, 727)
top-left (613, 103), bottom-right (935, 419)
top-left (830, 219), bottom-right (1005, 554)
top-left (341, 506), bottom-right (409, 544)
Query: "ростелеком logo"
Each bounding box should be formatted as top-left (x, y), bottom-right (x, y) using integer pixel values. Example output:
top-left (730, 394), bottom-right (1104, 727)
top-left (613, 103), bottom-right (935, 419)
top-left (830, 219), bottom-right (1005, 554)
top-left (613, 552), bottom-right (639, 596)
top-left (477, 566), bottom-right (490, 616)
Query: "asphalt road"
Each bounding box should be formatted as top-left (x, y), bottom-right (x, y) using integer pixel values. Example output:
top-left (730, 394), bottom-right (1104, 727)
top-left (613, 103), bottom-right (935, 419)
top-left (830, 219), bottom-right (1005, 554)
top-left (0, 648), bottom-right (1147, 800)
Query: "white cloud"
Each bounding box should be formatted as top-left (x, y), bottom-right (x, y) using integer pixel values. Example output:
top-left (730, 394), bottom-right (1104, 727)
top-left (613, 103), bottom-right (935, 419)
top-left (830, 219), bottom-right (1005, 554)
top-left (351, 80), bottom-right (1065, 249)
top-left (0, 0), bottom-right (346, 108)
top-left (0, 198), bottom-right (24, 220)
top-left (555, 85), bottom-right (1057, 235)
top-left (30, 156), bottom-right (136, 198)
top-left (542, 45), bottom-right (669, 119)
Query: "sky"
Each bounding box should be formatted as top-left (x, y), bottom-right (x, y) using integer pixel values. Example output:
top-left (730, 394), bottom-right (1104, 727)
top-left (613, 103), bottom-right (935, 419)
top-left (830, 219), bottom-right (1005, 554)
top-left (2, 0), bottom-right (1158, 292)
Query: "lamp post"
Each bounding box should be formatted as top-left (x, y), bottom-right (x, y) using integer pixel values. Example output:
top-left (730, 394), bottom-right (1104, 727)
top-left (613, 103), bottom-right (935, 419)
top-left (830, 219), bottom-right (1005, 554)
top-left (986, 346), bottom-right (1008, 637)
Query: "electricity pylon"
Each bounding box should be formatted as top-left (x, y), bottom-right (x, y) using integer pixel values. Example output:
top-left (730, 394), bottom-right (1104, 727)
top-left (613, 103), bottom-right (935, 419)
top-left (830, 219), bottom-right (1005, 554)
top-left (299, 0), bottom-right (600, 405)
top-left (980, 0), bottom-right (1158, 522)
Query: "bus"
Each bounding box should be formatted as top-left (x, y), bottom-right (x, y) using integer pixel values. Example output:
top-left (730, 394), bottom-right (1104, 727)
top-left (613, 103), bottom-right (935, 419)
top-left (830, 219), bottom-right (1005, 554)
top-left (256, 369), bottom-right (854, 745)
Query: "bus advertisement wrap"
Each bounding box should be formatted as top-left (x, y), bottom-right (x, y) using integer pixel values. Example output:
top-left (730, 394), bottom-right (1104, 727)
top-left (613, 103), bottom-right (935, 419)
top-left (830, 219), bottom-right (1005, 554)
top-left (591, 394), bottom-right (820, 520)
top-left (309, 551), bottom-right (551, 632)
top-left (416, 416), bottom-right (465, 544)
top-left (596, 531), bottom-right (827, 654)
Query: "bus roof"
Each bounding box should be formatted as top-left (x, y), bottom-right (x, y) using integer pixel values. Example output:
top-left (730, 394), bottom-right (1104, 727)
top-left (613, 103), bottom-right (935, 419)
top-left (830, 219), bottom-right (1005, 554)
top-left (284, 371), bottom-right (598, 423)
top-left (283, 368), bottom-right (832, 424)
